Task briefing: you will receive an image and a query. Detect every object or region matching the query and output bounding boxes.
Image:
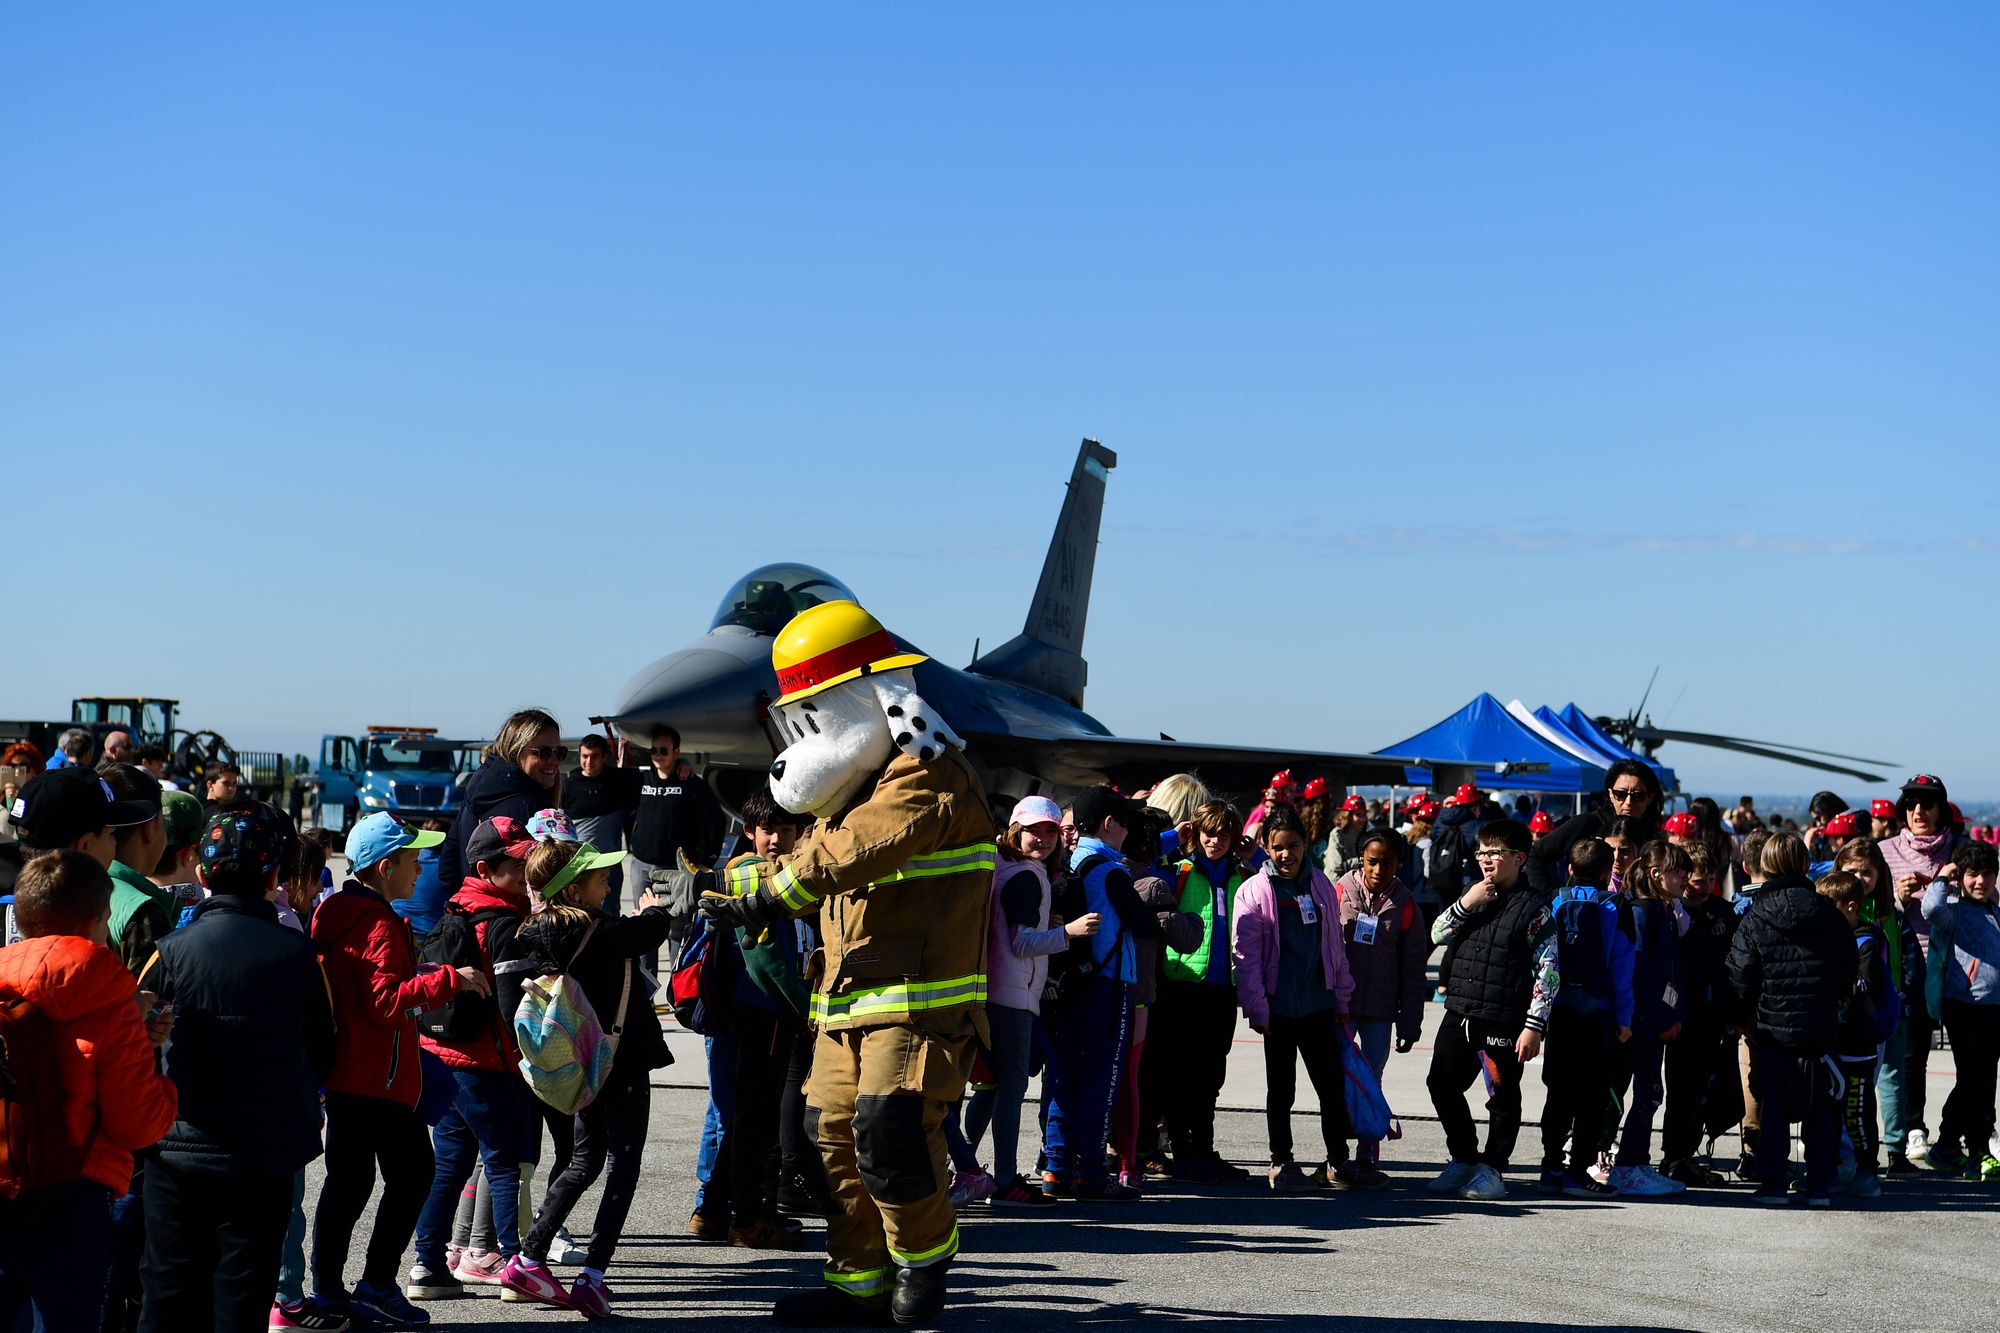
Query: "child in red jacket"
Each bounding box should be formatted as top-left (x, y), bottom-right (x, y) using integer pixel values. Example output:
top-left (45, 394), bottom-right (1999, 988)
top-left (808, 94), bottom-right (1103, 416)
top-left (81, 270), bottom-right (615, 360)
top-left (0, 850), bottom-right (176, 1333)
top-left (308, 813), bottom-right (488, 1327)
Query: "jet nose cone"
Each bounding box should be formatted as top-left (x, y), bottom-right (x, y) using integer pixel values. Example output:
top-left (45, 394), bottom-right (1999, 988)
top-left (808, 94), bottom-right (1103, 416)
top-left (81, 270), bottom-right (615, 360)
top-left (610, 629), bottom-right (777, 755)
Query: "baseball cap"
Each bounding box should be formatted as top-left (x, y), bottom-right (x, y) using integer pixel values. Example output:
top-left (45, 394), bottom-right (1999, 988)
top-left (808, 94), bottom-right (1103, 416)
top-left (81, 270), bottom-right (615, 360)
top-left (345, 811), bottom-right (446, 874)
top-left (527, 809), bottom-right (578, 844)
top-left (1823, 811), bottom-right (1862, 839)
top-left (1899, 774), bottom-right (1949, 808)
top-left (1662, 812), bottom-right (1699, 837)
top-left (160, 790), bottom-right (206, 847)
top-left (9, 767), bottom-right (155, 850)
top-left (1870, 799), bottom-right (1897, 820)
top-left (1529, 811), bottom-right (1554, 834)
top-left (466, 815), bottom-right (538, 868)
top-left (1454, 783), bottom-right (1482, 806)
top-left (1010, 795), bottom-right (1063, 829)
top-left (197, 804), bottom-right (290, 887)
top-left (1339, 794), bottom-right (1367, 813)
top-left (1071, 785), bottom-right (1148, 837)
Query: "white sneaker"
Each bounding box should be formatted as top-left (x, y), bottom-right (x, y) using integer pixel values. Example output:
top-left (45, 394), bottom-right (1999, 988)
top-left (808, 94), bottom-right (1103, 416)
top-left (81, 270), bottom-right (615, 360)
top-left (1906, 1129), bottom-right (1931, 1166)
top-left (1609, 1164), bottom-right (1684, 1196)
top-left (546, 1230), bottom-right (589, 1266)
top-left (1457, 1164), bottom-right (1508, 1200)
top-left (1427, 1161), bottom-right (1479, 1194)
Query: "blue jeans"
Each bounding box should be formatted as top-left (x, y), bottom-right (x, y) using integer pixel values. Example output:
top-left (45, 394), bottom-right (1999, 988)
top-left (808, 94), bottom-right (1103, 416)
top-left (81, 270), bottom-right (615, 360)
top-left (1877, 1015), bottom-right (1909, 1152)
top-left (277, 1170), bottom-right (307, 1304)
top-left (416, 1069), bottom-right (535, 1268)
top-left (965, 1003), bottom-right (1037, 1182)
top-left (1044, 977), bottom-right (1131, 1186)
top-left (0, 1180), bottom-right (114, 1333)
top-left (694, 1034), bottom-right (738, 1217)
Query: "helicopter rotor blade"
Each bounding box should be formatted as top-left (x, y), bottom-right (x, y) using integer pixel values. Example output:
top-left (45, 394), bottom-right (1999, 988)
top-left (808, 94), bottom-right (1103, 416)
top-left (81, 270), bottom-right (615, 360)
top-left (1636, 727), bottom-right (1895, 769)
top-left (1633, 667), bottom-right (1659, 724)
top-left (1632, 729), bottom-right (1885, 783)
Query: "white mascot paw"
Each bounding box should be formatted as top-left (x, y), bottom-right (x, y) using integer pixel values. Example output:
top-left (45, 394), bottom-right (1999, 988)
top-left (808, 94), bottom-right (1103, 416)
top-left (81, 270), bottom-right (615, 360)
top-left (766, 668), bottom-right (961, 820)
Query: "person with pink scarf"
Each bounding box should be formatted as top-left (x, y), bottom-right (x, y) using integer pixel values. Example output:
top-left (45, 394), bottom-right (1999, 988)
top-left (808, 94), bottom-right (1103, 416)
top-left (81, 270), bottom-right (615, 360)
top-left (1877, 774), bottom-right (1964, 1169)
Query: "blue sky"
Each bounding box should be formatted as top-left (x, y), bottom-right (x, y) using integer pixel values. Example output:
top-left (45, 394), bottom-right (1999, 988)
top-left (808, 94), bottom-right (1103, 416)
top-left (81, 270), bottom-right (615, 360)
top-left (4, 5), bottom-right (1996, 801)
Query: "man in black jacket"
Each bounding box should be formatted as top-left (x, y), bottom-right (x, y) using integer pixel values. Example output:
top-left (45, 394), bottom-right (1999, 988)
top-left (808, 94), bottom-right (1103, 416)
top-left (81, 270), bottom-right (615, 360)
top-left (562, 734), bottom-right (642, 910)
top-left (1726, 830), bottom-right (1856, 1206)
top-left (1425, 818), bottom-right (1550, 1202)
top-left (629, 725), bottom-right (725, 961)
top-left (137, 804), bottom-right (336, 1332)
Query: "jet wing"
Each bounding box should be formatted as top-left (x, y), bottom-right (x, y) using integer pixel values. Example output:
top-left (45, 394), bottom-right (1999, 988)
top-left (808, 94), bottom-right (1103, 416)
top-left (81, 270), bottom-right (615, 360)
top-left (961, 730), bottom-right (1437, 794)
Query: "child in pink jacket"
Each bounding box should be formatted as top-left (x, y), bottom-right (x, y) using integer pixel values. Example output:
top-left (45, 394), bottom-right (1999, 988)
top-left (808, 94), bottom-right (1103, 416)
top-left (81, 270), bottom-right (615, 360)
top-left (1233, 807), bottom-right (1386, 1191)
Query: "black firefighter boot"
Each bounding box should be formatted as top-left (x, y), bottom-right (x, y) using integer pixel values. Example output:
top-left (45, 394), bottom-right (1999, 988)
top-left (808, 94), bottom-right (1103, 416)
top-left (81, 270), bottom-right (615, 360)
top-left (773, 1288), bottom-right (894, 1328)
top-left (891, 1262), bottom-right (949, 1327)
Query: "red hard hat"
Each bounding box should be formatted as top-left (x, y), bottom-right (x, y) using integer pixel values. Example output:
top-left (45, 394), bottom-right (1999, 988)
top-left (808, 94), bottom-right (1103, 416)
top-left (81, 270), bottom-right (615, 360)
top-left (1824, 811), bottom-right (1861, 838)
top-left (1662, 812), bottom-right (1698, 837)
top-left (1529, 811), bottom-right (1553, 834)
top-left (1415, 801), bottom-right (1441, 821)
top-left (1269, 769), bottom-right (1295, 791)
top-left (1340, 794), bottom-right (1367, 813)
top-left (1454, 783), bottom-right (1481, 805)
top-left (1870, 799), bottom-right (1897, 819)
top-left (1403, 792), bottom-right (1428, 812)
top-left (1300, 777), bottom-right (1328, 801)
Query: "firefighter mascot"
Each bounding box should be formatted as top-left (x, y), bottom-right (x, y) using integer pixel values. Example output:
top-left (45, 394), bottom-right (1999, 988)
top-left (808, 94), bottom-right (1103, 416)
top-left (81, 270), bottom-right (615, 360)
top-left (698, 600), bottom-right (996, 1328)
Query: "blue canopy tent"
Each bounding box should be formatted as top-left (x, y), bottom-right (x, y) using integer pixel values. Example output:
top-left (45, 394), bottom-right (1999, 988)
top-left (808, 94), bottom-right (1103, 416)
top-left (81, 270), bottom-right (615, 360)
top-left (1554, 702), bottom-right (1676, 791)
top-left (1377, 694), bottom-right (1608, 793)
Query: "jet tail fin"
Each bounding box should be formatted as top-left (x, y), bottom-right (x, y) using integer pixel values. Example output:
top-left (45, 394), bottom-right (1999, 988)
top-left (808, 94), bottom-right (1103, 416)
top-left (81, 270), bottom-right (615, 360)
top-left (967, 438), bottom-right (1116, 708)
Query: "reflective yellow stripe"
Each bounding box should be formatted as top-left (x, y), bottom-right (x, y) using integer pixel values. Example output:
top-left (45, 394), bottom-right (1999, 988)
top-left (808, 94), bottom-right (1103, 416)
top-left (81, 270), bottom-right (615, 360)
top-left (774, 864), bottom-right (816, 913)
top-left (811, 973), bottom-right (986, 1025)
top-left (822, 1266), bottom-right (893, 1297)
top-left (867, 842), bottom-right (997, 886)
top-left (725, 861), bottom-right (763, 896)
top-left (888, 1224), bottom-right (959, 1269)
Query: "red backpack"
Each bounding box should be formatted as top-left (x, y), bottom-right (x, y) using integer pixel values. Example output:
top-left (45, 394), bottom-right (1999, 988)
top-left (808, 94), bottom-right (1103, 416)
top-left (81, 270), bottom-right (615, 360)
top-left (0, 994), bottom-right (93, 1198)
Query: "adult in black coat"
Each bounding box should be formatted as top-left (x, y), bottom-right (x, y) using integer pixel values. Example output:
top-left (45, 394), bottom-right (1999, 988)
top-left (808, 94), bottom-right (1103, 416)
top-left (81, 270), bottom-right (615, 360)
top-left (1525, 759), bottom-right (1665, 892)
top-left (439, 710), bottom-right (565, 894)
top-left (1725, 832), bottom-right (1858, 1201)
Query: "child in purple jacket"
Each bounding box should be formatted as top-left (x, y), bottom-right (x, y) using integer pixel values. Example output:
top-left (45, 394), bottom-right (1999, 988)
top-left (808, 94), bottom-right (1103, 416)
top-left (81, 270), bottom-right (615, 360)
top-left (1233, 807), bottom-right (1385, 1192)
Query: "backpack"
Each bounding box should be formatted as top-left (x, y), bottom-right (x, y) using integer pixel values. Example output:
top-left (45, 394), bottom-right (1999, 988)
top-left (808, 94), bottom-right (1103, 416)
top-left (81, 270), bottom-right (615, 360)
top-left (1341, 1034), bottom-right (1398, 1143)
top-left (417, 904), bottom-right (517, 1044)
top-left (1045, 855), bottom-right (1121, 1010)
top-left (668, 915), bottom-right (739, 1037)
top-left (1550, 887), bottom-right (1612, 1005)
top-left (514, 920), bottom-right (632, 1114)
top-left (0, 995), bottom-right (94, 1199)
top-left (1430, 819), bottom-right (1472, 896)
top-left (1856, 928), bottom-right (1902, 1045)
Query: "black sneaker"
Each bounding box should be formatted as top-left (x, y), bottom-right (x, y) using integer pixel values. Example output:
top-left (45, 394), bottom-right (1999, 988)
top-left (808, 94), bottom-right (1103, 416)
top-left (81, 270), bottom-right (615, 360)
top-left (1534, 1170), bottom-right (1566, 1196)
top-left (1885, 1152), bottom-right (1917, 1174)
top-left (1561, 1171), bottom-right (1617, 1199)
top-left (991, 1174), bottom-right (1058, 1208)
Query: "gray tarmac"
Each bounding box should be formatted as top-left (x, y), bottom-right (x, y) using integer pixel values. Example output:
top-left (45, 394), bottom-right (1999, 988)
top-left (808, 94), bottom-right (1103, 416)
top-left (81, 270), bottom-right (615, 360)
top-left (312, 1008), bottom-right (2000, 1333)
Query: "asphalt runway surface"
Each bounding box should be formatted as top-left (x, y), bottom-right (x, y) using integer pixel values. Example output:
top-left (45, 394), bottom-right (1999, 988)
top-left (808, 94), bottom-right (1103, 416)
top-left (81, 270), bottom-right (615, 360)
top-left (306, 1009), bottom-right (2000, 1333)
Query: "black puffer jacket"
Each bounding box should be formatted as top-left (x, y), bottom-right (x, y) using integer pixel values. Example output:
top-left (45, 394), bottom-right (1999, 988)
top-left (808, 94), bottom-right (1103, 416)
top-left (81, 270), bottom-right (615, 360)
top-left (1726, 874), bottom-right (1857, 1053)
top-left (441, 758), bottom-right (555, 893)
top-left (1439, 883), bottom-right (1549, 1028)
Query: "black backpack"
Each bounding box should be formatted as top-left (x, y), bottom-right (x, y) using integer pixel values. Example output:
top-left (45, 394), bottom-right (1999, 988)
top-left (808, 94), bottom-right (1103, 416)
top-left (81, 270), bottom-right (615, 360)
top-left (1430, 819), bottom-right (1473, 896)
top-left (418, 904), bottom-right (517, 1043)
top-left (1044, 855), bottom-right (1126, 1010)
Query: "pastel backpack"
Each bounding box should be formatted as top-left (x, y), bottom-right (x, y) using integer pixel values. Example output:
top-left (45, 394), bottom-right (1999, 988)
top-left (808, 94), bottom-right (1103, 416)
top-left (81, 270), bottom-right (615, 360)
top-left (514, 920), bottom-right (631, 1114)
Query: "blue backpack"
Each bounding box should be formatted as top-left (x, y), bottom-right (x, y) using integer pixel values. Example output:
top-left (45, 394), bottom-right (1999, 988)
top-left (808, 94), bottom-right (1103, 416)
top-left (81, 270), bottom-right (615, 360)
top-left (1342, 1036), bottom-right (1397, 1143)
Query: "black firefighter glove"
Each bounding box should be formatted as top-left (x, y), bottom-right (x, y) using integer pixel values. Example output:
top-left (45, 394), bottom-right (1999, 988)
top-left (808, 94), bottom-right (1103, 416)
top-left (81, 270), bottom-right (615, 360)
top-left (689, 848), bottom-right (783, 942)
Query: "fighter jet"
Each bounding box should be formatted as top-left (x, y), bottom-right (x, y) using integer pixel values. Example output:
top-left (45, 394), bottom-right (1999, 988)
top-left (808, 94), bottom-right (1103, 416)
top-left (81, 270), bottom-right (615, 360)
top-left (603, 439), bottom-right (1419, 811)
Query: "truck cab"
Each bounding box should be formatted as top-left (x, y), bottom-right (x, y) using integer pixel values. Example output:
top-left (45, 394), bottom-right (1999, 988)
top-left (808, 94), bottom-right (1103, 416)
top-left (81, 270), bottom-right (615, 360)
top-left (316, 727), bottom-right (482, 832)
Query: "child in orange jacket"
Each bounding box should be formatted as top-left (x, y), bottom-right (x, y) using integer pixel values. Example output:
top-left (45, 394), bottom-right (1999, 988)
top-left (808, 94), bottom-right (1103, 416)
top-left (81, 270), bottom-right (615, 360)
top-left (0, 850), bottom-right (176, 1332)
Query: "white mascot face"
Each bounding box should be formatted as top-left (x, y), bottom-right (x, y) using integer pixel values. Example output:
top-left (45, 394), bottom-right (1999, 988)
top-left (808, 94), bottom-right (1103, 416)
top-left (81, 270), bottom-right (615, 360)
top-left (767, 669), bottom-right (964, 819)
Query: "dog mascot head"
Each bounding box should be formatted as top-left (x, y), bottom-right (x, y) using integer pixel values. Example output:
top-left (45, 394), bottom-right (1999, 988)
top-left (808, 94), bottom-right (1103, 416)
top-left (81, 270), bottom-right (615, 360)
top-left (766, 602), bottom-right (965, 819)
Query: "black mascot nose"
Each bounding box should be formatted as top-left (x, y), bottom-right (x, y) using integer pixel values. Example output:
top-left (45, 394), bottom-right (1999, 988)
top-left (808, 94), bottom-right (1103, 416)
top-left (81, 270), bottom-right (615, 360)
top-left (770, 758), bottom-right (786, 782)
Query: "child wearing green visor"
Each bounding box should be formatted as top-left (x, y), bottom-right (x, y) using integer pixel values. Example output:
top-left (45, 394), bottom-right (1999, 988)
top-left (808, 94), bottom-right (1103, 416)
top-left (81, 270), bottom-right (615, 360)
top-left (498, 837), bottom-right (670, 1317)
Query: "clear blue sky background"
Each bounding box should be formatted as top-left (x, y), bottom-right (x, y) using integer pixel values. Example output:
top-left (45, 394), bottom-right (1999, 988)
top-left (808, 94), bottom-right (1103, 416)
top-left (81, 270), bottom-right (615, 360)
top-left (5, 5), bottom-right (1995, 802)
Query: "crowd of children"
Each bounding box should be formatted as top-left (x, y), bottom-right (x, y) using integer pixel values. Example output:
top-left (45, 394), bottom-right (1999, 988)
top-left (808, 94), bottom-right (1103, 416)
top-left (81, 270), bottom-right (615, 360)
top-left (3, 733), bottom-right (1997, 1331)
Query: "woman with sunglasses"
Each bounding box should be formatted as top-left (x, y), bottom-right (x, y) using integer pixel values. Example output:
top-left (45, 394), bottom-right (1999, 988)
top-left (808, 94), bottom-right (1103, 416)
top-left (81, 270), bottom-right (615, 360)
top-left (438, 709), bottom-right (567, 896)
top-left (1876, 774), bottom-right (1964, 1171)
top-left (1525, 759), bottom-right (1665, 893)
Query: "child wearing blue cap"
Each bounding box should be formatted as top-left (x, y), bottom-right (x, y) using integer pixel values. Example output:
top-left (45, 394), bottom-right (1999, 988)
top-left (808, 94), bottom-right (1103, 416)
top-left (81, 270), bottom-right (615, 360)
top-left (307, 813), bottom-right (491, 1327)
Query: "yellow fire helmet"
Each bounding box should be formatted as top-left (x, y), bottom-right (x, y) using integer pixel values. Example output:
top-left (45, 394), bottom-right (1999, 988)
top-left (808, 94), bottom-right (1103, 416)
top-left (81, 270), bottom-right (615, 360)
top-left (771, 600), bottom-right (928, 705)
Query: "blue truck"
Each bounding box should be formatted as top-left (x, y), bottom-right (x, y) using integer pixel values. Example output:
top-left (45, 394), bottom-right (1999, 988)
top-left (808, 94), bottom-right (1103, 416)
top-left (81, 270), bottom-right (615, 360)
top-left (314, 727), bottom-right (484, 832)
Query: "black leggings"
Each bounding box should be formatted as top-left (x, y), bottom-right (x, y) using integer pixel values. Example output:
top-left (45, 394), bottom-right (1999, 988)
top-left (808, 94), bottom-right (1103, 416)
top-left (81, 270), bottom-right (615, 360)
top-left (1262, 1010), bottom-right (1353, 1166)
top-left (1939, 999), bottom-right (2000, 1159)
top-left (312, 1092), bottom-right (434, 1295)
top-left (526, 1082), bottom-right (650, 1272)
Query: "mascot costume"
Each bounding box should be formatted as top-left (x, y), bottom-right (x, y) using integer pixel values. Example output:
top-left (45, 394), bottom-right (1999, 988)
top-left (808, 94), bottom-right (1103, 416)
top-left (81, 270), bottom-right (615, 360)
top-left (698, 600), bottom-right (996, 1328)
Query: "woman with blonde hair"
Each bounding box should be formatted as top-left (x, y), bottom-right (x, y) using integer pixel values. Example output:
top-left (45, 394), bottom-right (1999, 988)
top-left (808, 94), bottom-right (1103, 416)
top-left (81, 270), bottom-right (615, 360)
top-left (440, 709), bottom-right (566, 893)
